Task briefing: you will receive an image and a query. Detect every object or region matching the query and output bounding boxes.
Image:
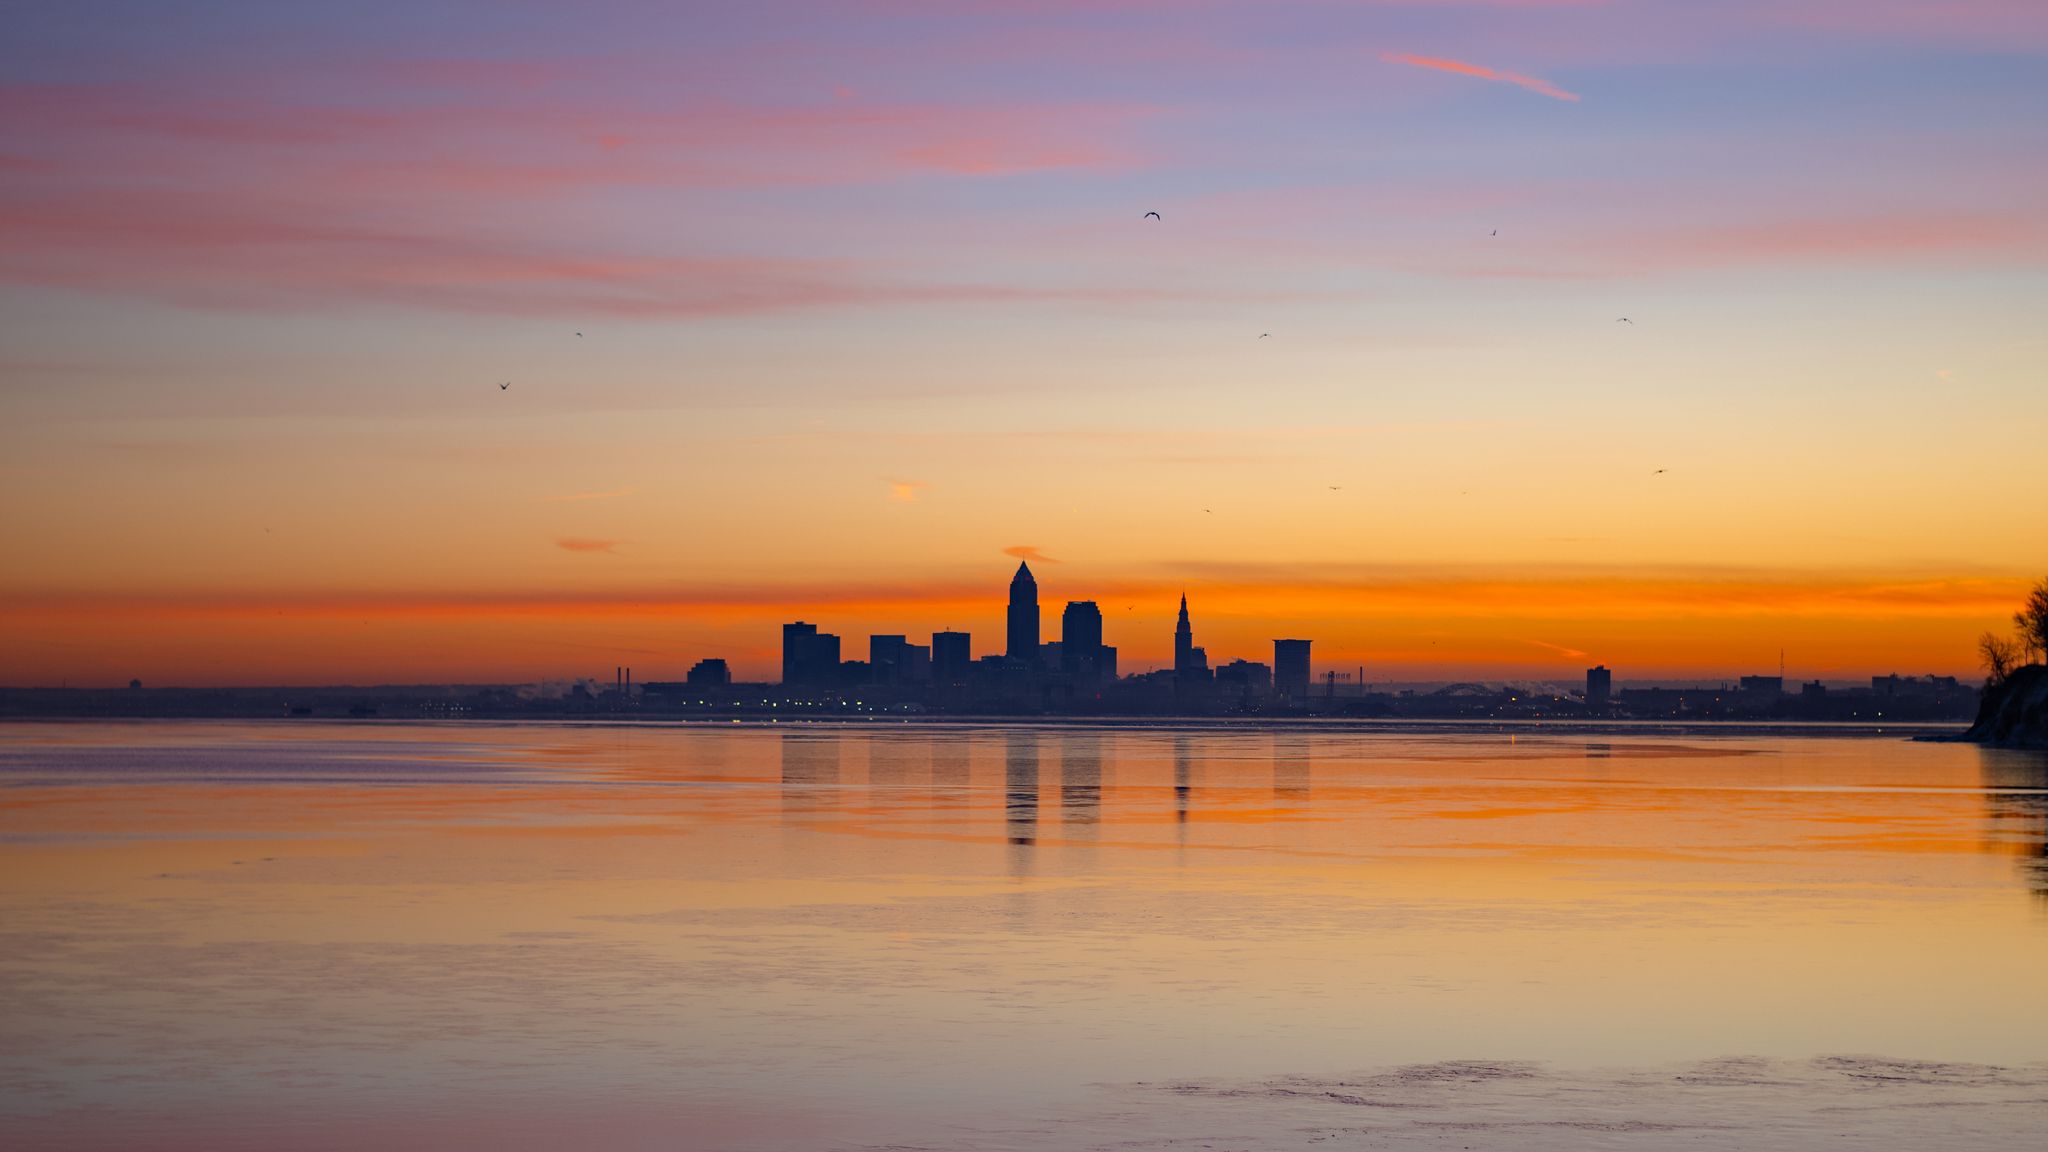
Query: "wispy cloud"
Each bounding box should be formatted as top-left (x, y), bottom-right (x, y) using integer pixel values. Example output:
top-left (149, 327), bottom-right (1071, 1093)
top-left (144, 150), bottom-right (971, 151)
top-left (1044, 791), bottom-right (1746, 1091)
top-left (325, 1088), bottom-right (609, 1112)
top-left (887, 478), bottom-right (927, 502)
top-left (1380, 52), bottom-right (1580, 102)
top-left (1003, 545), bottom-right (1058, 564)
top-left (548, 486), bottom-right (637, 503)
top-left (555, 537), bottom-right (619, 554)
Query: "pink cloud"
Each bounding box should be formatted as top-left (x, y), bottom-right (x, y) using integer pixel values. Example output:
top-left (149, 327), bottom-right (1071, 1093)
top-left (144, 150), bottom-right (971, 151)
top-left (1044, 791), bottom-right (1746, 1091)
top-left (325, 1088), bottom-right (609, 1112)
top-left (0, 183), bottom-right (1284, 316)
top-left (1380, 52), bottom-right (1580, 102)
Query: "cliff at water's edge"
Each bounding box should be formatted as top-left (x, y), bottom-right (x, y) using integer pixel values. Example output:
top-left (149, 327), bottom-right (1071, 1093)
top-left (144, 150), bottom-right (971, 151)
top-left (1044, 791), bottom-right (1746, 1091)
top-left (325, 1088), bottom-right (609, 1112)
top-left (1964, 664), bottom-right (2048, 748)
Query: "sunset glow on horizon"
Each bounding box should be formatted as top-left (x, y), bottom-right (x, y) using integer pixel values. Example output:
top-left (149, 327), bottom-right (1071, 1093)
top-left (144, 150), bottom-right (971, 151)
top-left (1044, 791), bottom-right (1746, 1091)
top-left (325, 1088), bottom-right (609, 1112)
top-left (4, 1), bottom-right (2045, 686)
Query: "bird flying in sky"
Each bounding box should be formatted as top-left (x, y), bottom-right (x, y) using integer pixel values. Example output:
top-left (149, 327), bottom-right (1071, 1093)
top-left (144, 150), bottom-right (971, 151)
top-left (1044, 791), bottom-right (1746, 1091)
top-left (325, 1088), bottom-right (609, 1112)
top-left (499, 382), bottom-right (509, 390)
top-left (1143, 211), bottom-right (1161, 220)
top-left (1617, 318), bottom-right (1634, 324)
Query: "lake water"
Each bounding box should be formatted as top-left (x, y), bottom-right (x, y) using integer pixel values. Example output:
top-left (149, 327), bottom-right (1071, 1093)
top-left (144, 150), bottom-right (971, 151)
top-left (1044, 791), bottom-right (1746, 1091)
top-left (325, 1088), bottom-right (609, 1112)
top-left (2, 721), bottom-right (2045, 1150)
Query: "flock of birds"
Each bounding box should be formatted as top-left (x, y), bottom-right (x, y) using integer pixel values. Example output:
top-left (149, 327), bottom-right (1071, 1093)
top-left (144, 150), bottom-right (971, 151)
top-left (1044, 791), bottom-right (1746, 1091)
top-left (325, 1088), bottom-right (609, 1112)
top-left (497, 211), bottom-right (1666, 477)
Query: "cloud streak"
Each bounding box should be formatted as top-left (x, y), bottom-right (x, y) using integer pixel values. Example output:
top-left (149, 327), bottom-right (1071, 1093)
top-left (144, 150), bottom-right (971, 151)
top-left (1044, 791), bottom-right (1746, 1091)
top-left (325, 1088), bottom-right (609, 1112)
top-left (1380, 52), bottom-right (1580, 102)
top-left (555, 537), bottom-right (619, 554)
top-left (1003, 546), bottom-right (1058, 565)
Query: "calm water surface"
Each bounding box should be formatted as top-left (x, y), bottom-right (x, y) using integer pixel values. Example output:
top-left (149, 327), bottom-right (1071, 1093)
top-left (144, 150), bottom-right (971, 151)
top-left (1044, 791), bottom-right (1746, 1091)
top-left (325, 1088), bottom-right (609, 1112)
top-left (2, 722), bottom-right (2045, 1150)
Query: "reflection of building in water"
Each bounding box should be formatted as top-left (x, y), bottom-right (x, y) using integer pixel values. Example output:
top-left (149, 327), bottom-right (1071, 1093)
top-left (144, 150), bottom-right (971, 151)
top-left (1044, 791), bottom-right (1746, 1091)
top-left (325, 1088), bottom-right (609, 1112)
top-left (1005, 731), bottom-right (1040, 847)
top-left (1586, 742), bottom-right (1612, 759)
top-left (1173, 733), bottom-right (1196, 826)
top-left (1980, 748), bottom-right (2048, 897)
top-left (1273, 732), bottom-right (1310, 801)
top-left (1059, 731), bottom-right (1102, 828)
top-left (780, 732), bottom-right (841, 814)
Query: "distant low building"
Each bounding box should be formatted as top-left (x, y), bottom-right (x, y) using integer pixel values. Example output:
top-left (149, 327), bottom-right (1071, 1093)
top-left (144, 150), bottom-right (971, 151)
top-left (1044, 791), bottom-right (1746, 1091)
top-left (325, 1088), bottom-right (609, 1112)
top-left (1215, 659), bottom-right (1272, 696)
top-left (686, 659), bottom-right (731, 687)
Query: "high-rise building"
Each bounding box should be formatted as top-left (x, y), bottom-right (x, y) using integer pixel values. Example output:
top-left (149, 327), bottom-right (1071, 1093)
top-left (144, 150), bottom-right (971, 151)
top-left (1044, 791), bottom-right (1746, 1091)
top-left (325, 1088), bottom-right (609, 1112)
top-left (932, 631), bottom-right (972, 685)
top-left (782, 621), bottom-right (841, 686)
top-left (1062, 600), bottom-right (1106, 681)
top-left (1007, 562), bottom-right (1040, 666)
top-left (1273, 639), bottom-right (1311, 699)
top-left (1179, 594), bottom-right (1204, 676)
top-left (1173, 594), bottom-right (1199, 676)
top-left (1586, 665), bottom-right (1612, 709)
top-left (870, 635), bottom-right (910, 683)
top-left (782, 622), bottom-right (817, 684)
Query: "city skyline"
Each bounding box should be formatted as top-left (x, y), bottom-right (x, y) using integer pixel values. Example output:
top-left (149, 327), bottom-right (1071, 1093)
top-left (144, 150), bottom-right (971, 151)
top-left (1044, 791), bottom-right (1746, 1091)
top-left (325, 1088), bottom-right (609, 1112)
top-left (3, 2), bottom-right (2045, 687)
top-left (0, 553), bottom-right (2034, 688)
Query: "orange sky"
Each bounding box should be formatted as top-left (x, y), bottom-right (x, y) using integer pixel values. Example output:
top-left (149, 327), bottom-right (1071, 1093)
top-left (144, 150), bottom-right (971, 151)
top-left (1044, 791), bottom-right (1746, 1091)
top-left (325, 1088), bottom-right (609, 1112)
top-left (3, 2), bottom-right (2045, 686)
top-left (1, 568), bottom-right (2031, 685)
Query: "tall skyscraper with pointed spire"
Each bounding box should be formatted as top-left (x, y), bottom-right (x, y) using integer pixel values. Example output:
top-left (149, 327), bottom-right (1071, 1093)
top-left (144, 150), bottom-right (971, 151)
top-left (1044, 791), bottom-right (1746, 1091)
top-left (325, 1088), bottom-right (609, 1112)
top-left (1173, 593), bottom-right (1207, 680)
top-left (1174, 594), bottom-right (1194, 671)
top-left (1007, 561), bottom-right (1040, 665)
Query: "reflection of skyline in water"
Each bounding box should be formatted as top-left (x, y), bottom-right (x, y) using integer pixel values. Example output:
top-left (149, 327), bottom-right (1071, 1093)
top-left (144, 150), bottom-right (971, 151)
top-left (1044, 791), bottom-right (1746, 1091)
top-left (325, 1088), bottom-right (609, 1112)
top-left (1005, 730), bottom-right (1039, 848)
top-left (779, 731), bottom-right (839, 814)
top-left (1978, 747), bottom-right (2048, 896)
top-left (1059, 731), bottom-right (1102, 829)
top-left (1173, 733), bottom-right (1196, 829)
top-left (1273, 733), bottom-right (1310, 802)
top-left (9, 722), bottom-right (2048, 1152)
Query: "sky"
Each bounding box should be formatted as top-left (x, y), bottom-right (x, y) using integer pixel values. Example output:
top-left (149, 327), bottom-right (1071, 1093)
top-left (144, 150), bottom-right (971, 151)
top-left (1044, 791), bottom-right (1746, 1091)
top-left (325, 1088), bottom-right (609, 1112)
top-left (2, 0), bottom-right (2045, 687)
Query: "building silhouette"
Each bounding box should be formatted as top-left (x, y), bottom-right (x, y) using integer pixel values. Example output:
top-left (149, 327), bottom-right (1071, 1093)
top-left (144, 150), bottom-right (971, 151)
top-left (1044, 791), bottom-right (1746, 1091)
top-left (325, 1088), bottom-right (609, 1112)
top-left (686, 658), bottom-right (731, 687)
top-left (1008, 561), bottom-right (1041, 666)
top-left (1173, 594), bottom-right (1209, 682)
top-left (870, 635), bottom-right (910, 683)
top-left (782, 621), bottom-right (841, 685)
top-left (1586, 664), bottom-right (1612, 709)
top-left (1215, 659), bottom-right (1271, 696)
top-left (1274, 639), bottom-right (1311, 700)
top-left (1061, 600), bottom-right (1111, 683)
top-left (932, 631), bottom-right (972, 684)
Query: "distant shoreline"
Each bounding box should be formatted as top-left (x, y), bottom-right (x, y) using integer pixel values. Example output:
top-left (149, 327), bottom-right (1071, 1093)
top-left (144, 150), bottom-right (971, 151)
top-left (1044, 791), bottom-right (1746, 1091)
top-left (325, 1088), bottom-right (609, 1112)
top-left (0, 713), bottom-right (1965, 740)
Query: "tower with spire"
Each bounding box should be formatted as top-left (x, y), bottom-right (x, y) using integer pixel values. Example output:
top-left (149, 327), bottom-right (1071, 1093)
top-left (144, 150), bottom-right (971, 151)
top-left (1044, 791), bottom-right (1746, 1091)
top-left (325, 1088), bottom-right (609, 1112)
top-left (1173, 592), bottom-right (1208, 681)
top-left (1007, 561), bottom-right (1040, 666)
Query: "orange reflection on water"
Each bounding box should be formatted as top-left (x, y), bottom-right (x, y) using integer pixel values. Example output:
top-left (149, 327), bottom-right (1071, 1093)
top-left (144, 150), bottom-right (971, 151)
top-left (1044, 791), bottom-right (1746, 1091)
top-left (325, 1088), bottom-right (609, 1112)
top-left (1, 722), bottom-right (2045, 1151)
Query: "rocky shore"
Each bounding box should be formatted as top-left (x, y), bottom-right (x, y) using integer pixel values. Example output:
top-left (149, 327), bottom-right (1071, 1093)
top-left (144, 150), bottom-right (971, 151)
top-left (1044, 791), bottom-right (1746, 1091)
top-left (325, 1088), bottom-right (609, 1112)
top-left (1963, 664), bottom-right (2048, 748)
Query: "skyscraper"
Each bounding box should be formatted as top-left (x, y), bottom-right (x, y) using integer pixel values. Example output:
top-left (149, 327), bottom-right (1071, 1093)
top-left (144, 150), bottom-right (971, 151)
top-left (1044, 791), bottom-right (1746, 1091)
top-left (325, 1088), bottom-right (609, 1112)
top-left (781, 621), bottom-right (840, 686)
top-left (782, 621), bottom-right (817, 684)
top-left (1061, 600), bottom-right (1105, 681)
top-left (1586, 665), bottom-right (1612, 709)
top-left (1173, 594), bottom-right (1208, 681)
top-left (1174, 594), bottom-right (1193, 672)
top-left (1007, 561), bottom-right (1040, 666)
top-left (932, 631), bottom-right (972, 685)
top-left (1274, 639), bottom-right (1311, 699)
top-left (870, 635), bottom-right (910, 684)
